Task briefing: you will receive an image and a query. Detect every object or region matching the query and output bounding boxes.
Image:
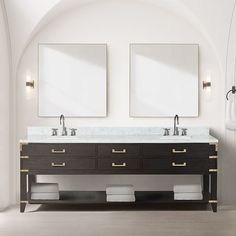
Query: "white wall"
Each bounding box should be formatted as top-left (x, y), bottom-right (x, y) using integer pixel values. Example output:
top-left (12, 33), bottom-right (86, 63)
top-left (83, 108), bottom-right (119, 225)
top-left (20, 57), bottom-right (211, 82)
top-left (4, 0), bottom-right (60, 67)
top-left (224, 3), bottom-right (236, 205)
top-left (0, 0), bottom-right (10, 210)
top-left (16, 0), bottom-right (227, 202)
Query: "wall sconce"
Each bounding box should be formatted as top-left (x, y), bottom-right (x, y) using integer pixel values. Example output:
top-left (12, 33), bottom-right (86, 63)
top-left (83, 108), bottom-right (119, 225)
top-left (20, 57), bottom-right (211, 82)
top-left (202, 72), bottom-right (212, 101)
top-left (26, 73), bottom-right (34, 90)
top-left (203, 81), bottom-right (211, 90)
top-left (203, 72), bottom-right (212, 93)
top-left (25, 73), bottom-right (34, 100)
top-left (26, 80), bottom-right (34, 88)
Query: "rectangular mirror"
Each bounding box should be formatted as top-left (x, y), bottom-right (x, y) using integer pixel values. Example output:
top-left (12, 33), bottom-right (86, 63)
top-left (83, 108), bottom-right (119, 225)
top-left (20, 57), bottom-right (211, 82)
top-left (38, 44), bottom-right (107, 117)
top-left (130, 44), bottom-right (199, 117)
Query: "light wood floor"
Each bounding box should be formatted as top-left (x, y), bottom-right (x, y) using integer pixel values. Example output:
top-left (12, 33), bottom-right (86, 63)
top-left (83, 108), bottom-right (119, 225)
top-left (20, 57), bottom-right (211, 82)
top-left (1, 205), bottom-right (236, 236)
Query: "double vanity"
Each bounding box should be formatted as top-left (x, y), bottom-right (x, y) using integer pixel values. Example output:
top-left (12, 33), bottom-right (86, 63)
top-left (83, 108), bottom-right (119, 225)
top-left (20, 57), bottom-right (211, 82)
top-left (18, 42), bottom-right (217, 213)
top-left (20, 125), bottom-right (218, 213)
top-left (17, 40), bottom-right (219, 213)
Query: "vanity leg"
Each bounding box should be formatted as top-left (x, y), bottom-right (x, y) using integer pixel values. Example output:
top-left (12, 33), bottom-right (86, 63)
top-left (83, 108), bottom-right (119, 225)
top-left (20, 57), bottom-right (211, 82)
top-left (211, 203), bottom-right (217, 213)
top-left (203, 175), bottom-right (209, 195)
top-left (20, 172), bottom-right (28, 213)
top-left (20, 202), bottom-right (26, 213)
top-left (210, 172), bottom-right (217, 213)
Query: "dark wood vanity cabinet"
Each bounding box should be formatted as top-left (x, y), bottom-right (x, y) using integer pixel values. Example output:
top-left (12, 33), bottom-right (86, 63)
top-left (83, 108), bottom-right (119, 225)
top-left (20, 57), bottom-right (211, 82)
top-left (20, 142), bottom-right (218, 213)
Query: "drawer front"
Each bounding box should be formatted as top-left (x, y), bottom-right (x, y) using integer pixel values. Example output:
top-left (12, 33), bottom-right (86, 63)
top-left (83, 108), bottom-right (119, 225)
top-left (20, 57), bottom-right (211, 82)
top-left (22, 144), bottom-right (96, 157)
top-left (143, 158), bottom-right (216, 172)
top-left (22, 158), bottom-right (96, 170)
top-left (98, 144), bottom-right (140, 158)
top-left (98, 158), bottom-right (140, 170)
top-left (142, 143), bottom-right (216, 158)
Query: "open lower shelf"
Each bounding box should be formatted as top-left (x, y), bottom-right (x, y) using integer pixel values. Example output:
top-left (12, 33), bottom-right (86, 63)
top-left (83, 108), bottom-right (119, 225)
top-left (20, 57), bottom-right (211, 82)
top-left (29, 191), bottom-right (209, 205)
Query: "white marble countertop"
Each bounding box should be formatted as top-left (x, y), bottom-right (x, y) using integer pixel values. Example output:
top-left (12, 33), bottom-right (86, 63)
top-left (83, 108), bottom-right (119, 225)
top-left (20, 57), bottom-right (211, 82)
top-left (20, 127), bottom-right (218, 144)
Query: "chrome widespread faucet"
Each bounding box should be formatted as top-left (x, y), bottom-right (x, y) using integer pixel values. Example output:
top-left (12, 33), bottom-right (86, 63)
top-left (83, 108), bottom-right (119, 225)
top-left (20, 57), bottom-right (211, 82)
top-left (173, 114), bottom-right (179, 136)
top-left (60, 114), bottom-right (67, 136)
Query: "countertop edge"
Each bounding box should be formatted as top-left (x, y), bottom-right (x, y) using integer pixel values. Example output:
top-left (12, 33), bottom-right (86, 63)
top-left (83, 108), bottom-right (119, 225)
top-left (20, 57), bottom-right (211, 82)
top-left (19, 136), bottom-right (219, 144)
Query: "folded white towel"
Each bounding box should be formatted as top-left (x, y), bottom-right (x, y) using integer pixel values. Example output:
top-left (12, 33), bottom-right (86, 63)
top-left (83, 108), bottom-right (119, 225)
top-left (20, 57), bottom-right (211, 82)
top-left (31, 192), bottom-right (60, 200)
top-left (226, 99), bottom-right (236, 130)
top-left (173, 184), bottom-right (202, 193)
top-left (174, 192), bottom-right (203, 200)
top-left (106, 194), bottom-right (135, 202)
top-left (31, 183), bottom-right (59, 193)
top-left (106, 185), bottom-right (134, 195)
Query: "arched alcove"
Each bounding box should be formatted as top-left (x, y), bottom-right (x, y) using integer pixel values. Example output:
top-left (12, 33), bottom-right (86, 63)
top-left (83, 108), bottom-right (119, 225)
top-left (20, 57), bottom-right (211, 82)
top-left (223, 1), bottom-right (236, 205)
top-left (0, 1), bottom-right (10, 210)
top-left (17, 0), bottom-right (223, 72)
top-left (14, 0), bottom-right (225, 203)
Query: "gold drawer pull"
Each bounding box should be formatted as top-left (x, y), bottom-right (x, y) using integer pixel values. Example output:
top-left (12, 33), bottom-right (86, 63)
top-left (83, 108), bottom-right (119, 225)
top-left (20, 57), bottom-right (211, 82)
top-left (172, 162), bottom-right (187, 167)
top-left (172, 149), bottom-right (187, 153)
top-left (51, 149), bottom-right (66, 154)
top-left (51, 162), bottom-right (66, 167)
top-left (112, 162), bottom-right (127, 167)
top-left (112, 149), bottom-right (126, 154)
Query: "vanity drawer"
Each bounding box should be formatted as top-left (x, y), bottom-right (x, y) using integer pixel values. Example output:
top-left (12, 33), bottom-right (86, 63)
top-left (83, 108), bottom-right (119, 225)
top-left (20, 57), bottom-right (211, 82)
top-left (98, 144), bottom-right (140, 158)
top-left (22, 143), bottom-right (96, 157)
top-left (98, 158), bottom-right (140, 170)
top-left (142, 144), bottom-right (216, 158)
top-left (142, 158), bottom-right (216, 172)
top-left (22, 158), bottom-right (96, 170)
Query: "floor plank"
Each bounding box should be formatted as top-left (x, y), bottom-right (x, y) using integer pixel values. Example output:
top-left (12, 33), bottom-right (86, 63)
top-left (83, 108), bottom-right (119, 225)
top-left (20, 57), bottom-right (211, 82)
top-left (0, 205), bottom-right (236, 236)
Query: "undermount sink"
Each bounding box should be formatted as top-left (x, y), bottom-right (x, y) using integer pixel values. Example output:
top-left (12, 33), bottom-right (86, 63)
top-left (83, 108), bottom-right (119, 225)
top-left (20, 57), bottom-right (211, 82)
top-left (160, 135), bottom-right (192, 140)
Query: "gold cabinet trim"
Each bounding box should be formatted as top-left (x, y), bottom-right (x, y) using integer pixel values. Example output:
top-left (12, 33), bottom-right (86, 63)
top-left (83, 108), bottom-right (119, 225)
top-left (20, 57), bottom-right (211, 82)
top-left (209, 200), bottom-right (217, 203)
top-left (20, 141), bottom-right (28, 151)
top-left (209, 142), bottom-right (218, 152)
top-left (20, 201), bottom-right (28, 204)
top-left (209, 169), bottom-right (218, 172)
top-left (20, 169), bottom-right (29, 173)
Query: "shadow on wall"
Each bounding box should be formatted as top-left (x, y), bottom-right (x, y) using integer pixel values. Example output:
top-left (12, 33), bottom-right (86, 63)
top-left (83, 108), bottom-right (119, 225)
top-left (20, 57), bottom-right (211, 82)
top-left (16, 0), bottom-right (223, 72)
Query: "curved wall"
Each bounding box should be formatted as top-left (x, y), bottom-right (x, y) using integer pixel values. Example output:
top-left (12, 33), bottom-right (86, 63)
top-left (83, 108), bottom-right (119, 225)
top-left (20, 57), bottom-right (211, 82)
top-left (0, 1), bottom-right (10, 210)
top-left (16, 0), bottom-right (226, 203)
top-left (224, 2), bottom-right (236, 205)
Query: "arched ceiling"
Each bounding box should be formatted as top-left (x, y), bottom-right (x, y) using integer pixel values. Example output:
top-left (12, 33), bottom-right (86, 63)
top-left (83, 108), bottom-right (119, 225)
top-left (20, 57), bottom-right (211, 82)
top-left (3, 0), bottom-right (235, 70)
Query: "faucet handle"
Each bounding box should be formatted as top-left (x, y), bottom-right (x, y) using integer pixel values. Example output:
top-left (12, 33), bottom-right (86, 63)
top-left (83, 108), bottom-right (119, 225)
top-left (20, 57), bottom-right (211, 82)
top-left (61, 127), bottom-right (68, 136)
top-left (70, 128), bottom-right (77, 136)
top-left (52, 128), bottom-right (58, 136)
top-left (163, 128), bottom-right (170, 136)
top-left (181, 128), bottom-right (188, 136)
